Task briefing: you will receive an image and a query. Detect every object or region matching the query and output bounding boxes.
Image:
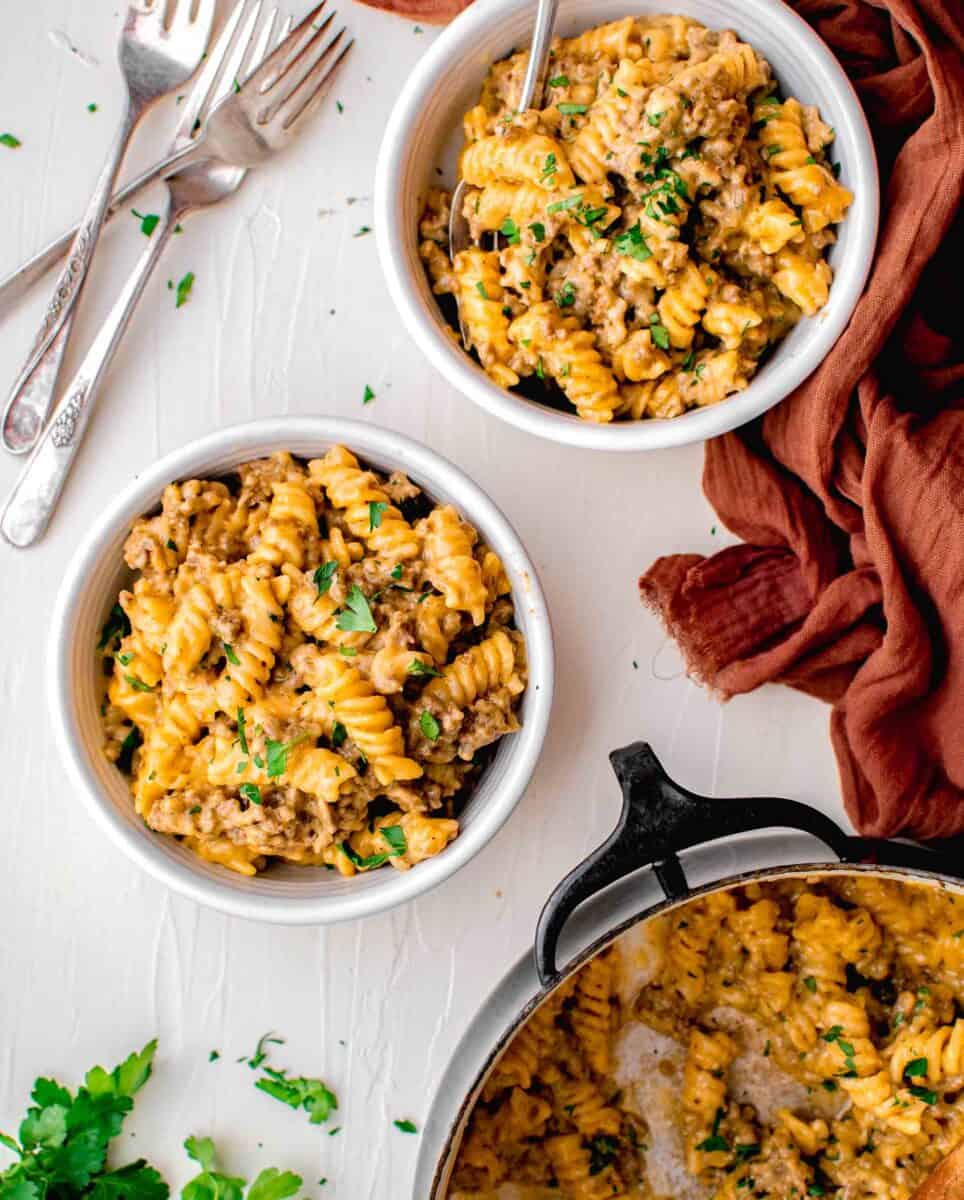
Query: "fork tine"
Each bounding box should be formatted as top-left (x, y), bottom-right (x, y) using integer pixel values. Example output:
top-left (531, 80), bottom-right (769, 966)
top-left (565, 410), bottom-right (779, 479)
top-left (275, 31), bottom-right (353, 132)
top-left (244, 0), bottom-right (328, 94)
top-left (215, 0), bottom-right (265, 99)
top-left (172, 0), bottom-right (248, 142)
top-left (240, 7), bottom-right (280, 80)
top-left (258, 11), bottom-right (336, 109)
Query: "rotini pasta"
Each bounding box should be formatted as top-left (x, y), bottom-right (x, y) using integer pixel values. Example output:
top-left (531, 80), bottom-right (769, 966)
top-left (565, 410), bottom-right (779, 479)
top-left (419, 14), bottom-right (852, 424)
top-left (100, 449), bottom-right (527, 877)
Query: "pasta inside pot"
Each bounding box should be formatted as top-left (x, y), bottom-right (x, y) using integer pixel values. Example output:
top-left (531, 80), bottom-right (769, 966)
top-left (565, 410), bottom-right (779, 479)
top-left (447, 872), bottom-right (964, 1199)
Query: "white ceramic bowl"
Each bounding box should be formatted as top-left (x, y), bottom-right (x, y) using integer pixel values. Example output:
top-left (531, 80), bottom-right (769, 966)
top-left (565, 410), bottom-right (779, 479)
top-left (48, 418), bottom-right (554, 925)
top-left (375, 0), bottom-right (879, 452)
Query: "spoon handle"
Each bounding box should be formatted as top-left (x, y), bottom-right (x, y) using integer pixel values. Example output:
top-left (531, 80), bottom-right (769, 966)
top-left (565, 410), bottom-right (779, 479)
top-left (518, 0), bottom-right (560, 112)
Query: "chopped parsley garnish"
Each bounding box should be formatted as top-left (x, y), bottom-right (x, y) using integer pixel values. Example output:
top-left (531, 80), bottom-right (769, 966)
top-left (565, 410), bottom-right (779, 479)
top-left (764, 144), bottom-right (783, 158)
top-left (331, 721), bottom-right (348, 748)
top-left (734, 1143), bottom-right (760, 1162)
top-left (116, 726), bottom-right (142, 773)
top-left (393, 1119), bottom-right (417, 1134)
top-left (475, 280), bottom-right (489, 299)
top-left (166, 538), bottom-right (178, 551)
top-left (547, 74), bottom-right (570, 87)
top-left (265, 734), bottom-right (308, 779)
top-left (558, 103), bottom-right (588, 115)
top-left (647, 111), bottom-right (663, 126)
top-left (391, 563), bottom-right (403, 580)
top-left (124, 674), bottom-right (154, 693)
top-left (407, 659), bottom-right (442, 677)
top-left (0, 133), bottom-right (21, 148)
top-left (340, 841), bottom-right (389, 870)
top-left (804, 976), bottom-right (818, 992)
top-left (208, 1050), bottom-right (220, 1062)
top-left (353, 225), bottom-right (372, 237)
top-left (648, 314), bottom-right (670, 351)
top-left (363, 384), bottom-right (375, 404)
top-left (499, 218), bottom-right (521, 244)
top-left (98, 602), bottom-right (131, 650)
top-left (87, 102), bottom-right (98, 112)
top-left (255, 1066), bottom-right (338, 1125)
top-left (380, 825), bottom-right (407, 856)
top-left (546, 194), bottom-right (582, 214)
top-left (821, 1079), bottom-right (838, 1092)
top-left (588, 1135), bottom-right (619, 1175)
top-left (236, 707), bottom-right (250, 755)
top-left (174, 271), bottom-right (195, 308)
top-left (369, 500), bottom-right (387, 530)
top-left (539, 153), bottom-right (558, 183)
top-left (132, 208), bottom-right (160, 236)
top-left (239, 783), bottom-right (262, 807)
top-left (904, 1057), bottom-right (929, 1078)
top-left (336, 585), bottom-right (377, 633)
top-left (908, 1084), bottom-right (937, 1105)
top-left (528, 221), bottom-right (546, 242)
top-left (313, 561), bottom-right (337, 597)
top-left (613, 222), bottom-right (652, 261)
top-left (555, 282), bottom-right (576, 308)
top-left (224, 643), bottom-right (240, 666)
top-left (419, 711), bottom-right (441, 741)
top-left (339, 646), bottom-right (357, 656)
top-left (696, 1108), bottom-right (729, 1154)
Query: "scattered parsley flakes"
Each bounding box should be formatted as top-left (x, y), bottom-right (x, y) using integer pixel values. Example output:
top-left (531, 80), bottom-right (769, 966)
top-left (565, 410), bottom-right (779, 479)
top-left (648, 314), bottom-right (670, 351)
top-left (419, 711), bottom-right (440, 741)
top-left (555, 281), bottom-right (575, 309)
top-left (407, 659), bottom-right (441, 678)
top-left (124, 674), bottom-right (154, 693)
top-left (224, 643), bottom-right (240, 666)
top-left (335, 101), bottom-right (344, 114)
top-left (131, 208), bottom-right (160, 237)
top-left (613, 222), bottom-right (652, 262)
top-left (904, 1057), bottom-right (929, 1078)
top-left (354, 225), bottom-right (372, 237)
top-left (340, 841), bottom-right (389, 870)
top-left (380, 826), bottom-right (407, 857)
top-left (558, 103), bottom-right (588, 115)
top-left (695, 1108), bottom-right (729, 1154)
top-left (0, 133), bottom-right (21, 148)
top-left (908, 1083), bottom-right (938, 1105)
top-left (362, 383), bottom-right (375, 404)
top-left (239, 783), bottom-right (262, 807)
top-left (87, 102), bottom-right (98, 113)
top-left (336, 585), bottom-right (377, 633)
top-left (174, 271), bottom-right (195, 308)
top-left (647, 111), bottom-right (663, 127)
top-left (98, 602), bottom-right (131, 650)
top-left (265, 734), bottom-right (308, 779)
top-left (475, 280), bottom-right (489, 299)
top-left (499, 217), bottom-right (520, 245)
top-left (546, 194), bottom-right (582, 215)
top-left (331, 722), bottom-right (347, 748)
top-left (393, 1119), bottom-right (417, 1134)
top-left (236, 707), bottom-right (250, 755)
top-left (539, 152), bottom-right (557, 183)
top-left (116, 726), bottom-right (142, 773)
top-left (369, 500), bottom-right (387, 531)
top-left (548, 74), bottom-right (569, 87)
top-left (313, 561), bottom-right (337, 597)
top-left (804, 976), bottom-right (818, 993)
top-left (534, 358), bottom-right (546, 380)
top-left (528, 221), bottom-right (546, 242)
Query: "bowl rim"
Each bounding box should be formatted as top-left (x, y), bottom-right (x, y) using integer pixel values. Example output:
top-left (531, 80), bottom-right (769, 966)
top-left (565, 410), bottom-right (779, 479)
top-left (46, 416), bottom-right (555, 925)
top-left (374, 0), bottom-right (880, 452)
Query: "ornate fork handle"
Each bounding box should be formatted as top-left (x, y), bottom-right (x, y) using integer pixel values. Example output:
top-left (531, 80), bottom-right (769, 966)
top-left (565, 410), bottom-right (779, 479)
top-left (0, 197), bottom-right (181, 548)
top-left (0, 99), bottom-right (143, 456)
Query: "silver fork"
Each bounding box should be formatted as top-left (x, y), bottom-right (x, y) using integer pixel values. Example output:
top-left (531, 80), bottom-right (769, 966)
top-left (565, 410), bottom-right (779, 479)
top-left (0, 0), bottom-right (255, 322)
top-left (0, 3), bottom-right (352, 549)
top-left (1, 0), bottom-right (216, 456)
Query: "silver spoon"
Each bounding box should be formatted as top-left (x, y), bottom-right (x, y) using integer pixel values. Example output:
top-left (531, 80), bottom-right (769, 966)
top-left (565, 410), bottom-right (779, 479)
top-left (448, 0), bottom-right (559, 349)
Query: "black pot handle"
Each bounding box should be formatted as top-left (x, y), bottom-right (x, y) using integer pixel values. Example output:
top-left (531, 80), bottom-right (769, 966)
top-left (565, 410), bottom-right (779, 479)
top-left (534, 741), bottom-right (852, 985)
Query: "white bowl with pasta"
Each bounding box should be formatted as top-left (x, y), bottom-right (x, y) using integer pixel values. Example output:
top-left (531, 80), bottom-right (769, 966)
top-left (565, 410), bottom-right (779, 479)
top-left (48, 418), bottom-right (554, 925)
top-left (374, 0), bottom-right (879, 451)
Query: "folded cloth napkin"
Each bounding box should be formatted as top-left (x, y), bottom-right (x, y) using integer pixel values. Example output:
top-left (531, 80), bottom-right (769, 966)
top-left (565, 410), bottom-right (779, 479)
top-left (641, 0), bottom-right (964, 839)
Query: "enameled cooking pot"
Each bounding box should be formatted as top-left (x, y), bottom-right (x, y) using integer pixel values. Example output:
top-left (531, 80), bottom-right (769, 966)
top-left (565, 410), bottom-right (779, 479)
top-left (416, 742), bottom-right (964, 1198)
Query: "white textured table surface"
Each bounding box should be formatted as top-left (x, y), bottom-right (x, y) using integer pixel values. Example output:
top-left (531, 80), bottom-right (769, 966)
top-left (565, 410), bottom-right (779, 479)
top-left (0, 4), bottom-right (845, 1197)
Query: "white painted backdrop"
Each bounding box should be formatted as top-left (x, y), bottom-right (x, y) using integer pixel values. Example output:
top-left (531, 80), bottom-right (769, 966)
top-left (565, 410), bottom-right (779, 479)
top-left (0, 3), bottom-right (844, 1196)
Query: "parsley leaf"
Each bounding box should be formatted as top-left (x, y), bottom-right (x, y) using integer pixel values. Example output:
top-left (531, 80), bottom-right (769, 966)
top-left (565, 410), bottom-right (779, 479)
top-left (380, 826), bottom-right (407, 856)
top-left (174, 272), bottom-right (195, 309)
top-left (116, 727), bottom-right (142, 773)
top-left (546, 194), bottom-right (582, 215)
top-left (362, 384), bottom-right (375, 404)
top-left (131, 209), bottom-right (159, 237)
top-left (528, 221), bottom-right (546, 242)
top-left (239, 783), bottom-right (262, 807)
top-left (393, 1120), bottom-right (417, 1134)
top-left (0, 133), bottom-right (21, 148)
top-left (613, 222), bottom-right (652, 262)
top-left (368, 501), bottom-right (387, 531)
top-left (340, 842), bottom-right (389, 870)
top-left (264, 735), bottom-right (308, 779)
top-left (254, 1068), bottom-right (338, 1126)
top-left (558, 103), bottom-right (588, 115)
top-left (98, 603), bottom-right (131, 650)
top-left (555, 282), bottom-right (575, 308)
top-left (331, 722), bottom-right (347, 748)
top-left (904, 1057), bottom-right (929, 1078)
top-left (407, 659), bottom-right (441, 678)
top-left (648, 315), bottom-right (671, 351)
top-left (547, 74), bottom-right (569, 87)
top-left (335, 585), bottom-right (377, 633)
top-left (540, 153), bottom-right (557, 183)
top-left (419, 711), bottom-right (440, 741)
top-left (313, 561), bottom-right (337, 597)
top-left (499, 218), bottom-right (521, 245)
top-left (236, 709), bottom-right (250, 756)
top-left (224, 644), bottom-right (240, 666)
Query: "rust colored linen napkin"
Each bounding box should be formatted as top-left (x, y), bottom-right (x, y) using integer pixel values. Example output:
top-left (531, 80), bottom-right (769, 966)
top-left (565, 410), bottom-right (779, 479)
top-left (640, 0), bottom-right (964, 839)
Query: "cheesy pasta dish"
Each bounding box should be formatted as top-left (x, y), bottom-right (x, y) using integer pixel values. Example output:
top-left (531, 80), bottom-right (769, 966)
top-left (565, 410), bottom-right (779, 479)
top-left (99, 448), bottom-right (527, 877)
top-left (450, 874), bottom-right (964, 1199)
top-left (419, 15), bottom-right (853, 423)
